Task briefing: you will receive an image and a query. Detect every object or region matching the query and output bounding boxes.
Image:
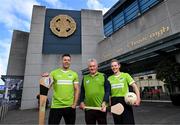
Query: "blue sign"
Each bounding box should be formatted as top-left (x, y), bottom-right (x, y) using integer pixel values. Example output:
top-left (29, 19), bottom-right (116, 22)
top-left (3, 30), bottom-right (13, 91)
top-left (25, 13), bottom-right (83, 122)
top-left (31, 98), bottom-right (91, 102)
top-left (43, 9), bottom-right (81, 54)
top-left (0, 85), bottom-right (5, 90)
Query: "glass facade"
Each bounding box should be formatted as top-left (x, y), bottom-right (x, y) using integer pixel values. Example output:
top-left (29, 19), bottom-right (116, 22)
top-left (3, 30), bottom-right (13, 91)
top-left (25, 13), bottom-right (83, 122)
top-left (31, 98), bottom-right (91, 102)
top-left (104, 0), bottom-right (161, 37)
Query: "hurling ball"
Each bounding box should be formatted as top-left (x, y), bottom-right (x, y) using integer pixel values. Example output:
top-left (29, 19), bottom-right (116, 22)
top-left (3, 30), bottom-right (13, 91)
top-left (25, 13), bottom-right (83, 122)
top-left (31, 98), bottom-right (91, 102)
top-left (124, 92), bottom-right (137, 105)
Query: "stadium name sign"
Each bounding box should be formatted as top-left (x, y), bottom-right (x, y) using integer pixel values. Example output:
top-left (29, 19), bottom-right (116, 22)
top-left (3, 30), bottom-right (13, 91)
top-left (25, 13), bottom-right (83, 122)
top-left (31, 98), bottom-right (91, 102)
top-left (102, 26), bottom-right (170, 60)
top-left (127, 26), bottom-right (170, 48)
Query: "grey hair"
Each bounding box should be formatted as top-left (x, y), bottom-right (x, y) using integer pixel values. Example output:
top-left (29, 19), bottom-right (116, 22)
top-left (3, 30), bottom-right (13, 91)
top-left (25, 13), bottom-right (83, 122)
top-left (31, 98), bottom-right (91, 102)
top-left (88, 58), bottom-right (98, 65)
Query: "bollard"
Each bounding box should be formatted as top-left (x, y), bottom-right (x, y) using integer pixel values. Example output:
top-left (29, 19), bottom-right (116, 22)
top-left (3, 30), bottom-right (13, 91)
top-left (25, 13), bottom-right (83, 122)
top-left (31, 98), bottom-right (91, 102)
top-left (0, 105), bottom-right (4, 121)
top-left (5, 104), bottom-right (8, 119)
top-left (0, 101), bottom-right (9, 122)
top-left (0, 106), bottom-right (2, 121)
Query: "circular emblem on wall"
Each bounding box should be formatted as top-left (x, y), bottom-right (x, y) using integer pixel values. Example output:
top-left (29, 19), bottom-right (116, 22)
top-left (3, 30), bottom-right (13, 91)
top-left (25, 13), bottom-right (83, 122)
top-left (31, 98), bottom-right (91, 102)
top-left (50, 15), bottom-right (76, 37)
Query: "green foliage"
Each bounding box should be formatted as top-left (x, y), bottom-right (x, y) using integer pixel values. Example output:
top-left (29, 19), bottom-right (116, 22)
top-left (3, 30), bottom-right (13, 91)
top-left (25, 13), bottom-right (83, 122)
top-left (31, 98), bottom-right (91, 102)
top-left (155, 56), bottom-right (180, 92)
top-left (0, 90), bottom-right (5, 94)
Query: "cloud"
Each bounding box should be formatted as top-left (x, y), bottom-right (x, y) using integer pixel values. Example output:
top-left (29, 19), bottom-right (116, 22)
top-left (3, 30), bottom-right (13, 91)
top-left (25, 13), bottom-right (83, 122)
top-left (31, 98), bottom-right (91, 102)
top-left (0, 39), bottom-right (11, 72)
top-left (86, 0), bottom-right (109, 14)
top-left (0, 0), bottom-right (39, 85)
top-left (0, 39), bottom-right (11, 85)
top-left (0, 0), bottom-right (39, 32)
top-left (13, 0), bottom-right (39, 20)
top-left (0, 13), bottom-right (30, 31)
top-left (43, 0), bottom-right (63, 8)
top-left (0, 0), bottom-right (73, 85)
top-left (42, 0), bottom-right (72, 9)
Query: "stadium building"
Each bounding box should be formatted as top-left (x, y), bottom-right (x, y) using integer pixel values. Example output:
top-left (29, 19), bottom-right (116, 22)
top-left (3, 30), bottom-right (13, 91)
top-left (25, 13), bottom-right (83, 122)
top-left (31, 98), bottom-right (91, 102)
top-left (1, 0), bottom-right (180, 109)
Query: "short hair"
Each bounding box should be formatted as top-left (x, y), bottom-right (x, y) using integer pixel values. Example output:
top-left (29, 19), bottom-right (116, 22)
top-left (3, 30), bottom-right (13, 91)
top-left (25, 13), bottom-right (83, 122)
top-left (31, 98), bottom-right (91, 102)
top-left (88, 58), bottom-right (98, 65)
top-left (111, 59), bottom-right (120, 65)
top-left (62, 54), bottom-right (71, 59)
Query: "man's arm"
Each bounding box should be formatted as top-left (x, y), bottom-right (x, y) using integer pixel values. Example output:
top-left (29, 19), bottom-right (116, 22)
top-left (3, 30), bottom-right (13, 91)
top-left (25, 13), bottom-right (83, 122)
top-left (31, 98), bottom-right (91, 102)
top-left (79, 78), bottom-right (85, 102)
top-left (72, 83), bottom-right (80, 108)
top-left (103, 74), bottom-right (111, 103)
top-left (79, 78), bottom-right (86, 109)
top-left (72, 72), bottom-right (80, 108)
top-left (101, 74), bottom-right (111, 111)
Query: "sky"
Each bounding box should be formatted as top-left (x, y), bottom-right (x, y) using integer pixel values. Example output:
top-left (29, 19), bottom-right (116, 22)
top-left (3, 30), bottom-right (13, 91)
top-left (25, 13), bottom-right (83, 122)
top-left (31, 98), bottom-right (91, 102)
top-left (0, 0), bottom-right (119, 85)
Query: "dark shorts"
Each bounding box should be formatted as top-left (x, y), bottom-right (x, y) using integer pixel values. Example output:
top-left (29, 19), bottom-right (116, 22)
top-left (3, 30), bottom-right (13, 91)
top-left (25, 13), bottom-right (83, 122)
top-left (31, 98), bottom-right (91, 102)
top-left (85, 109), bottom-right (107, 125)
top-left (48, 107), bottom-right (76, 125)
top-left (111, 97), bottom-right (135, 125)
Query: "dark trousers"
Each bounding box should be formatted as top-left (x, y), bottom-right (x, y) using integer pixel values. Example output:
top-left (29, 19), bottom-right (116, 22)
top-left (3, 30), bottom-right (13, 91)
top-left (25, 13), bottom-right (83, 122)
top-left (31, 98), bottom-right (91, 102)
top-left (111, 97), bottom-right (135, 125)
top-left (85, 110), bottom-right (107, 125)
top-left (48, 107), bottom-right (76, 125)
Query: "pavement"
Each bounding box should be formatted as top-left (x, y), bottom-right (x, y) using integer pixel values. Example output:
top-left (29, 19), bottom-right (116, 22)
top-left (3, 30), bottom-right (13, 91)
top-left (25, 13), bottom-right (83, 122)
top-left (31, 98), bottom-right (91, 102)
top-left (1, 102), bottom-right (180, 124)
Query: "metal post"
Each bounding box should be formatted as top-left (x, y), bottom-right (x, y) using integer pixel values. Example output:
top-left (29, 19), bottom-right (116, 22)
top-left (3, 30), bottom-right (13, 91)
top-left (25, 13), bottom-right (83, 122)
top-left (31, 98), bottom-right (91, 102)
top-left (4, 78), bottom-right (10, 101)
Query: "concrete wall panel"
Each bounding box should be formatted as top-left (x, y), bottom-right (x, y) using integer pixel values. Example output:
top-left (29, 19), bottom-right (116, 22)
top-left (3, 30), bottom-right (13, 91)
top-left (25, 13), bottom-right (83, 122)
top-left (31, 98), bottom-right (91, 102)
top-left (7, 30), bottom-right (29, 76)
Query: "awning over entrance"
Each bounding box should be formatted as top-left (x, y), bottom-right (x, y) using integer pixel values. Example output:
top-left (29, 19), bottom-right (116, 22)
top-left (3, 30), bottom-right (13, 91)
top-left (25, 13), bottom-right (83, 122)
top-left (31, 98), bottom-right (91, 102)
top-left (82, 32), bottom-right (180, 75)
top-left (1, 75), bottom-right (24, 82)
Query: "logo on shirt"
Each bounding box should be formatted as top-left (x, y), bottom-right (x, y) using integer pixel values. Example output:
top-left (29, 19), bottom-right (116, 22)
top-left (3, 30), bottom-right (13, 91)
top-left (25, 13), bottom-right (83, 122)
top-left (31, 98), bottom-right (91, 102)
top-left (68, 74), bottom-right (73, 78)
top-left (86, 80), bottom-right (90, 84)
top-left (96, 78), bottom-right (99, 81)
top-left (119, 78), bottom-right (125, 81)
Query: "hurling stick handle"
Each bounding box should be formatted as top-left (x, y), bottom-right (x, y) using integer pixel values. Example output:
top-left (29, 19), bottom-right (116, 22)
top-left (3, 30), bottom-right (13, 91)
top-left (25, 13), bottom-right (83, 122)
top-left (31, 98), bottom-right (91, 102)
top-left (39, 95), bottom-right (47, 125)
top-left (85, 106), bottom-right (102, 110)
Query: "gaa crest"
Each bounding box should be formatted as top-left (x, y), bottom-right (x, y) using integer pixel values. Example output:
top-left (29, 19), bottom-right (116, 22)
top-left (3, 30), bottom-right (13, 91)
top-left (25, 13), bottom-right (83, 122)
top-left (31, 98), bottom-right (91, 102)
top-left (50, 15), bottom-right (76, 37)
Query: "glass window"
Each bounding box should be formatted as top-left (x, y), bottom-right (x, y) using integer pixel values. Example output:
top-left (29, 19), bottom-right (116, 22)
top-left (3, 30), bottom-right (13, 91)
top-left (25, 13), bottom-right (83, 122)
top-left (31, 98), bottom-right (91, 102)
top-left (124, 1), bottom-right (139, 22)
top-left (103, 0), bottom-right (160, 37)
top-left (104, 21), bottom-right (113, 36)
top-left (148, 76), bottom-right (153, 79)
top-left (139, 0), bottom-right (159, 13)
top-left (139, 77), bottom-right (144, 80)
top-left (113, 12), bottom-right (124, 31)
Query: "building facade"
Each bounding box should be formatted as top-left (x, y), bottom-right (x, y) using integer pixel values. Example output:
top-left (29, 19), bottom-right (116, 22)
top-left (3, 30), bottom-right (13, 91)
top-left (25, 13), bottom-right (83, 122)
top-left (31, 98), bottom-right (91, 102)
top-left (2, 0), bottom-right (180, 109)
top-left (2, 6), bottom-right (104, 109)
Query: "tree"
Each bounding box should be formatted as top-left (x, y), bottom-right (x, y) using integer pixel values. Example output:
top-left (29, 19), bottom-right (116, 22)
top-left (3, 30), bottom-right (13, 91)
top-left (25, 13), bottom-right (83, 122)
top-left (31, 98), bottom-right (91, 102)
top-left (156, 56), bottom-right (180, 92)
top-left (155, 55), bottom-right (180, 105)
